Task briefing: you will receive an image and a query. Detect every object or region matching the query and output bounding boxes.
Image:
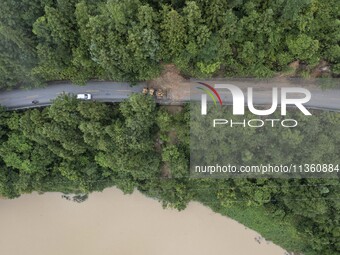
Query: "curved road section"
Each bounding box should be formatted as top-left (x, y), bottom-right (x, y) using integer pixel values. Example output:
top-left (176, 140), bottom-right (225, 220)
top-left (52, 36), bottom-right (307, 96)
top-left (0, 80), bottom-right (340, 111)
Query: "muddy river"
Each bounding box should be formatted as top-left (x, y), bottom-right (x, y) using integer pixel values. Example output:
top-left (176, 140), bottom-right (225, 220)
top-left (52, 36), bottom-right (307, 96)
top-left (0, 188), bottom-right (287, 255)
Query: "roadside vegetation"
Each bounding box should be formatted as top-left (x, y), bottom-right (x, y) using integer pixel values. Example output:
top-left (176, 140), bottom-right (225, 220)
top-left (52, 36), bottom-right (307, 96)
top-left (0, 94), bottom-right (339, 255)
top-left (0, 0), bottom-right (339, 254)
top-left (0, 0), bottom-right (339, 89)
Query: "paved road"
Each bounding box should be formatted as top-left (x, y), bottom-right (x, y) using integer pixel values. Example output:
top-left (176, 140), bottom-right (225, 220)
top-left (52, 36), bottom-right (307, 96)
top-left (0, 82), bottom-right (146, 109)
top-left (0, 80), bottom-right (340, 111)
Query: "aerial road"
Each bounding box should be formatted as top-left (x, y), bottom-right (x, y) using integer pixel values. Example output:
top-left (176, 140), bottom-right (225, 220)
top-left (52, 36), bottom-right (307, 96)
top-left (0, 81), bottom-right (146, 109)
top-left (0, 80), bottom-right (339, 111)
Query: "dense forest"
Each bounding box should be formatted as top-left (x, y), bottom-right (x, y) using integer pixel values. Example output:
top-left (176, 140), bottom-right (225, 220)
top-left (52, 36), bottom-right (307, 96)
top-left (190, 102), bottom-right (340, 178)
top-left (0, 0), bottom-right (339, 89)
top-left (1, 0), bottom-right (340, 254)
top-left (0, 94), bottom-right (339, 255)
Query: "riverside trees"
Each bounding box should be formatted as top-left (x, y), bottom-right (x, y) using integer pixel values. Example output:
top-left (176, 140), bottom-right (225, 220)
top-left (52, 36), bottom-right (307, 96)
top-left (0, 96), bottom-right (339, 254)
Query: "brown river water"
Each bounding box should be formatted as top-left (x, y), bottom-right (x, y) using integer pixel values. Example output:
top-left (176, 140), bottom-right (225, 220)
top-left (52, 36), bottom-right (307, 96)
top-left (0, 188), bottom-right (287, 255)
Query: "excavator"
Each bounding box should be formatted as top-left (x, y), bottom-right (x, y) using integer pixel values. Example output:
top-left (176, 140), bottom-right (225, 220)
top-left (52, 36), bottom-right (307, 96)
top-left (142, 87), bottom-right (166, 99)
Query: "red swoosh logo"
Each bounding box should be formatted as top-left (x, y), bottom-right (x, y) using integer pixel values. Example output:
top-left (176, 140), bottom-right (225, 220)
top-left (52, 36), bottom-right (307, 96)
top-left (197, 82), bottom-right (223, 106)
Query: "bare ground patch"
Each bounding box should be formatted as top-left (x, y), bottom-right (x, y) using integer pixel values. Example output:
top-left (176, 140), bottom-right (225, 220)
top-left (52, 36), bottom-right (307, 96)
top-left (160, 162), bottom-right (171, 178)
top-left (159, 105), bottom-right (183, 114)
top-left (147, 64), bottom-right (191, 101)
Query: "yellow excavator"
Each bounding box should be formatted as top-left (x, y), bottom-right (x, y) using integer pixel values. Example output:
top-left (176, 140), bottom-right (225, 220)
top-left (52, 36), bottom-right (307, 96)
top-left (156, 89), bottom-right (164, 99)
top-left (142, 87), bottom-right (148, 95)
top-left (149, 88), bottom-right (155, 96)
top-left (142, 87), bottom-right (166, 99)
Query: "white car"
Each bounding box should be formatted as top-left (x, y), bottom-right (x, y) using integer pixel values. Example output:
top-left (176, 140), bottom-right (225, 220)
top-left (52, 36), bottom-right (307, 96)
top-left (76, 94), bottom-right (92, 100)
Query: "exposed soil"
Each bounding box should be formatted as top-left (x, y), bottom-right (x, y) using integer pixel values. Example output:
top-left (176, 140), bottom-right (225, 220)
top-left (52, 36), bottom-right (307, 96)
top-left (160, 105), bottom-right (183, 114)
top-left (147, 64), bottom-right (191, 101)
top-left (288, 60), bottom-right (300, 71)
top-left (160, 162), bottom-right (171, 178)
top-left (279, 60), bottom-right (332, 80)
top-left (168, 130), bottom-right (178, 145)
top-left (310, 60), bottom-right (331, 78)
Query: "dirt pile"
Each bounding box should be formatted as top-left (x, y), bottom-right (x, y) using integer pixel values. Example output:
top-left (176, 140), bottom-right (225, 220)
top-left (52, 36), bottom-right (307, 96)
top-left (147, 64), bottom-right (191, 101)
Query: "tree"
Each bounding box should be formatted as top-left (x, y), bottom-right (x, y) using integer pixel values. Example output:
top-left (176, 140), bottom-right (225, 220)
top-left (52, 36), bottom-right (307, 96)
top-left (86, 0), bottom-right (161, 81)
top-left (160, 5), bottom-right (187, 60)
top-left (32, 0), bottom-right (82, 82)
top-left (286, 34), bottom-right (320, 64)
top-left (0, 0), bottom-right (50, 88)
